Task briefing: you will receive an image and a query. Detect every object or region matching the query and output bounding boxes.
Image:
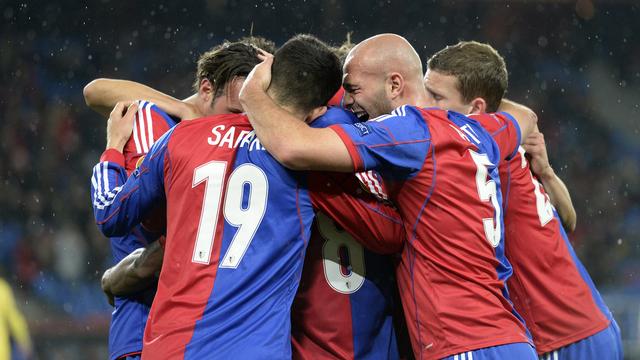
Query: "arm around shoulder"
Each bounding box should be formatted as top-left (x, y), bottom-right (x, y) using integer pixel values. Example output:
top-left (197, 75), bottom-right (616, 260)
top-left (499, 98), bottom-right (538, 142)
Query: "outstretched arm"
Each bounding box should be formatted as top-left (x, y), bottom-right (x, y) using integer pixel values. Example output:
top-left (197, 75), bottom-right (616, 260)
top-left (523, 131), bottom-right (577, 232)
top-left (498, 98), bottom-right (538, 142)
top-left (83, 78), bottom-right (196, 119)
top-left (239, 54), bottom-right (353, 172)
top-left (102, 240), bottom-right (164, 304)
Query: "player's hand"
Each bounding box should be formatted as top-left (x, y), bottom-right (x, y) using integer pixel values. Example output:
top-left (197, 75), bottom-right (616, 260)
top-left (106, 102), bottom-right (138, 152)
top-left (523, 131), bottom-right (553, 180)
top-left (239, 51), bottom-right (274, 100)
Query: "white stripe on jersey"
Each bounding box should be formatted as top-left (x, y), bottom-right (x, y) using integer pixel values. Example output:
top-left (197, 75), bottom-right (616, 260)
top-left (145, 101), bottom-right (154, 149)
top-left (132, 101), bottom-right (143, 154)
top-left (468, 352), bottom-right (473, 360)
top-left (92, 162), bottom-right (124, 209)
top-left (366, 170), bottom-right (388, 200)
top-left (138, 101), bottom-right (149, 153)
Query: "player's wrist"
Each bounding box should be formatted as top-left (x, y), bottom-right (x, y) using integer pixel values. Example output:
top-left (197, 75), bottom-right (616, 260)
top-left (537, 165), bottom-right (555, 182)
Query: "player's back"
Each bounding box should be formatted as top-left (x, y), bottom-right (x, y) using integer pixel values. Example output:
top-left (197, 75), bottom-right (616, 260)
top-left (499, 148), bottom-right (611, 353)
top-left (291, 108), bottom-right (400, 360)
top-left (143, 114), bottom-right (314, 359)
top-left (392, 108), bottom-right (529, 358)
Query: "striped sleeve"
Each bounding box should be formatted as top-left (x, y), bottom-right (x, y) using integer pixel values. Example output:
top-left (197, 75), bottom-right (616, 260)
top-left (91, 128), bottom-right (174, 237)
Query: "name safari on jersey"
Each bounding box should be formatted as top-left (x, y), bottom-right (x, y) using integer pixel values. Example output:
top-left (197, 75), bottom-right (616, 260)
top-left (208, 124), bottom-right (265, 151)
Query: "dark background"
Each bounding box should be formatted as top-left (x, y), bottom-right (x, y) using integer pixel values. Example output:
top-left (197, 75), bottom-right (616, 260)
top-left (1, 0), bottom-right (638, 358)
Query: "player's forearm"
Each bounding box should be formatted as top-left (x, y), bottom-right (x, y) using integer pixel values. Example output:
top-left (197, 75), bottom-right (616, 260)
top-left (537, 167), bottom-right (577, 232)
top-left (84, 78), bottom-right (190, 118)
top-left (498, 98), bottom-right (538, 142)
top-left (103, 244), bottom-right (161, 297)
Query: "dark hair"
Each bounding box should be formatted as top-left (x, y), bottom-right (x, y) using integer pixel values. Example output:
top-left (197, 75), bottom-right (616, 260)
top-left (427, 41), bottom-right (508, 112)
top-left (193, 41), bottom-right (261, 97)
top-left (270, 34), bottom-right (342, 113)
top-left (237, 35), bottom-right (276, 54)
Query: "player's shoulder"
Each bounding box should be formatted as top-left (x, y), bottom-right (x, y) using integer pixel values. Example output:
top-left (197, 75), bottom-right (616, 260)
top-left (175, 113), bottom-right (250, 131)
top-left (312, 107), bottom-right (359, 128)
top-left (135, 100), bottom-right (179, 125)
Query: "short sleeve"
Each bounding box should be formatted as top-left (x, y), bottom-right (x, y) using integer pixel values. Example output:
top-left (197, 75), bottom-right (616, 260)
top-left (468, 112), bottom-right (521, 161)
top-left (329, 105), bottom-right (431, 179)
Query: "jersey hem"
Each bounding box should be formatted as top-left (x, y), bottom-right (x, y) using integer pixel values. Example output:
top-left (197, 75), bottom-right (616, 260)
top-left (534, 318), bottom-right (610, 354)
top-left (423, 336), bottom-right (532, 360)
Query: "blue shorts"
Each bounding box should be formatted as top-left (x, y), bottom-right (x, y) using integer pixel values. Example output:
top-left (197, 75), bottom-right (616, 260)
top-left (539, 319), bottom-right (623, 360)
top-left (443, 342), bottom-right (537, 360)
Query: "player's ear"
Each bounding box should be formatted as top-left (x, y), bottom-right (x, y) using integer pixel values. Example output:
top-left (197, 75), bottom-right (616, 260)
top-left (305, 106), bottom-right (328, 124)
top-left (469, 97), bottom-right (487, 114)
top-left (199, 78), bottom-right (215, 100)
top-left (388, 72), bottom-right (404, 99)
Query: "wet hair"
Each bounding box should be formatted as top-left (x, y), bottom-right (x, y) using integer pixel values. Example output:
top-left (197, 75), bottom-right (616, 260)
top-left (427, 41), bottom-right (508, 112)
top-left (192, 41), bottom-right (261, 97)
top-left (269, 34), bottom-right (342, 113)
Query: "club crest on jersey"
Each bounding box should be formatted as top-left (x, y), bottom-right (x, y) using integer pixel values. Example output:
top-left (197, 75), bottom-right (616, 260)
top-left (352, 122), bottom-right (371, 136)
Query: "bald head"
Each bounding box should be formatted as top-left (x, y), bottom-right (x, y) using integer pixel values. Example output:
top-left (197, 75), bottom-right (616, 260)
top-left (341, 34), bottom-right (428, 119)
top-left (346, 34), bottom-right (424, 85)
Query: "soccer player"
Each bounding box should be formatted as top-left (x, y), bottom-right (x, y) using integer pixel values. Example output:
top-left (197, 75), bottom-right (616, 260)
top-left (90, 35), bottom-right (403, 359)
top-left (423, 41), bottom-right (622, 360)
top-left (86, 41), bottom-right (264, 360)
top-left (239, 33), bottom-right (539, 359)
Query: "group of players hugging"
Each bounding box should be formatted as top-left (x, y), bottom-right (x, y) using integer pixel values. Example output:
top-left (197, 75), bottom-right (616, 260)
top-left (85, 32), bottom-right (622, 360)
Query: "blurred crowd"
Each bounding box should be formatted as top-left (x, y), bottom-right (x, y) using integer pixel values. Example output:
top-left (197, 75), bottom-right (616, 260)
top-left (0, 0), bottom-right (638, 356)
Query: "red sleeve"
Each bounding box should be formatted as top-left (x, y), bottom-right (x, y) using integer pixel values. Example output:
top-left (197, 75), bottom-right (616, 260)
top-left (329, 125), bottom-right (365, 172)
top-left (308, 171), bottom-right (404, 254)
top-left (469, 112), bottom-right (521, 161)
top-left (100, 148), bottom-right (125, 167)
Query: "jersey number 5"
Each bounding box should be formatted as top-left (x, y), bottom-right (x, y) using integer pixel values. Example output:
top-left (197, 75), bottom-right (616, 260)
top-left (469, 150), bottom-right (502, 247)
top-left (191, 161), bottom-right (268, 267)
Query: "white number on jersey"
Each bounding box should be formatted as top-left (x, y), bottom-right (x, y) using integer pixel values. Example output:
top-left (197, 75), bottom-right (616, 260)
top-left (317, 212), bottom-right (366, 294)
top-left (469, 150), bottom-right (502, 247)
top-left (191, 161), bottom-right (268, 267)
top-left (518, 147), bottom-right (554, 226)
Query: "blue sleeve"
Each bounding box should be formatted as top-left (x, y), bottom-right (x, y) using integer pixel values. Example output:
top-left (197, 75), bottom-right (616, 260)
top-left (91, 128), bottom-right (174, 237)
top-left (330, 105), bottom-right (431, 179)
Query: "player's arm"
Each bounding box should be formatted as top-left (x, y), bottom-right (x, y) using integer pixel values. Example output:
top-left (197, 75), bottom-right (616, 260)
top-left (241, 54), bottom-right (430, 176)
top-left (498, 98), bottom-right (538, 141)
top-left (523, 131), bottom-right (577, 232)
top-left (102, 240), bottom-right (164, 304)
top-left (91, 103), bottom-right (169, 237)
top-left (239, 54), bottom-right (353, 172)
top-left (310, 172), bottom-right (405, 254)
top-left (83, 78), bottom-right (197, 119)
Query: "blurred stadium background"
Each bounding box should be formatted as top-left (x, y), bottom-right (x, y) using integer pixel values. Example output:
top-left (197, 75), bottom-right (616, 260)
top-left (1, 0), bottom-right (638, 358)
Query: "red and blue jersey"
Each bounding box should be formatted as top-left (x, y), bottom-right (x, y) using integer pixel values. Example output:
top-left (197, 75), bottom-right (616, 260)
top-left (470, 113), bottom-right (612, 354)
top-left (330, 106), bottom-right (530, 360)
top-left (91, 109), bottom-right (404, 359)
top-left (104, 100), bottom-right (176, 360)
top-left (292, 107), bottom-right (403, 360)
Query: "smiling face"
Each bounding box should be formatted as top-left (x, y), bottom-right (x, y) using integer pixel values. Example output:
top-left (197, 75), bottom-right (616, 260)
top-left (342, 57), bottom-right (394, 120)
top-left (423, 68), bottom-right (471, 114)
